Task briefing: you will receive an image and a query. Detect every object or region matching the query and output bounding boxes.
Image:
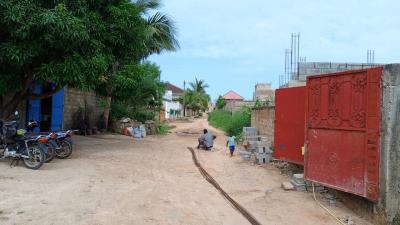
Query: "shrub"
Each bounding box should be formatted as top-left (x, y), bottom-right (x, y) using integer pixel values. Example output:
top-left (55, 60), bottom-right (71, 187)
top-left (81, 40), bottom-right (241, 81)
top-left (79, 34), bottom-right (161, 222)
top-left (215, 96), bottom-right (226, 109)
top-left (208, 107), bottom-right (251, 136)
top-left (110, 102), bottom-right (156, 123)
top-left (392, 212), bottom-right (400, 225)
top-left (156, 123), bottom-right (176, 135)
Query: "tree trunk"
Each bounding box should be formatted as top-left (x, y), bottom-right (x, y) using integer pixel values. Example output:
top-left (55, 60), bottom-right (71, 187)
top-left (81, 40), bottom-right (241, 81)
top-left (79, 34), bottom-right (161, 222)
top-left (3, 92), bottom-right (28, 119)
top-left (102, 61), bottom-right (119, 130)
top-left (103, 96), bottom-right (112, 130)
top-left (2, 72), bottom-right (34, 118)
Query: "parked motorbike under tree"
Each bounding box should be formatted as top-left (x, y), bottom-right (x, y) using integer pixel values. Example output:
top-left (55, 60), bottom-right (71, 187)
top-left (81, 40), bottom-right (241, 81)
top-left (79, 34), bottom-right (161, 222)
top-left (0, 114), bottom-right (46, 170)
top-left (27, 121), bottom-right (74, 159)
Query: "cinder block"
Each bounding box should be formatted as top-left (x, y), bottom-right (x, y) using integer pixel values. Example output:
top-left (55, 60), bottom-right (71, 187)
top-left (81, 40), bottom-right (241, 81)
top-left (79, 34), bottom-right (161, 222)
top-left (293, 174), bottom-right (304, 180)
top-left (290, 180), bottom-right (306, 191)
top-left (256, 152), bottom-right (272, 164)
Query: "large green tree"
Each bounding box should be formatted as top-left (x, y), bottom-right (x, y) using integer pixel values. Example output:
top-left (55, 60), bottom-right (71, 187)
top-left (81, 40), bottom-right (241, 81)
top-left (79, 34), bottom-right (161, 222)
top-left (0, 0), bottom-right (108, 118)
top-left (0, 0), bottom-right (178, 125)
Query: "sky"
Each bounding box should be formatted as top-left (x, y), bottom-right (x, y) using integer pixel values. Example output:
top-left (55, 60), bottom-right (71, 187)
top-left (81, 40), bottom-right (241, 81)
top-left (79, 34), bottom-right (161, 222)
top-left (150, 0), bottom-right (400, 100)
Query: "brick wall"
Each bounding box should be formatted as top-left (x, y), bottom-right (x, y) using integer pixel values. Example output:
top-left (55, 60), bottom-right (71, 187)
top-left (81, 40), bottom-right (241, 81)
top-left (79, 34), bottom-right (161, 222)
top-left (63, 88), bottom-right (103, 129)
top-left (251, 107), bottom-right (275, 141)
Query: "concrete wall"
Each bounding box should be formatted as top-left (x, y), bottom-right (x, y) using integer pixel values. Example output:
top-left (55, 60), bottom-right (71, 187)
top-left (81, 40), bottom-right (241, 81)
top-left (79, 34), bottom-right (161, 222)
top-left (298, 62), bottom-right (378, 82)
top-left (253, 83), bottom-right (275, 101)
top-left (288, 80), bottom-right (306, 87)
top-left (63, 88), bottom-right (103, 129)
top-left (224, 100), bottom-right (255, 112)
top-left (380, 64), bottom-right (400, 222)
top-left (251, 107), bottom-right (275, 141)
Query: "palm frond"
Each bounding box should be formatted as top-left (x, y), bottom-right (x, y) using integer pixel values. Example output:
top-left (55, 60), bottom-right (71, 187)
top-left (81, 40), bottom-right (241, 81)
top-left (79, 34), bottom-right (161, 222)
top-left (135, 0), bottom-right (161, 14)
top-left (144, 12), bottom-right (180, 54)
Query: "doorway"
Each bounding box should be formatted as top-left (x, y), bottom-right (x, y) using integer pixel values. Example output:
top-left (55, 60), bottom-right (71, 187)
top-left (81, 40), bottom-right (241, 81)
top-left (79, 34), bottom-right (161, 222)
top-left (40, 84), bottom-right (53, 131)
top-left (27, 84), bottom-right (64, 132)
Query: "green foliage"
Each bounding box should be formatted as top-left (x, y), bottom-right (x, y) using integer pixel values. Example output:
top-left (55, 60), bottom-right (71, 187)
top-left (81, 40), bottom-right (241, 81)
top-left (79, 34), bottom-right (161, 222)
top-left (253, 98), bottom-right (271, 109)
top-left (110, 102), bottom-right (156, 123)
top-left (108, 61), bottom-right (165, 122)
top-left (112, 62), bottom-right (164, 106)
top-left (392, 212), bottom-right (400, 225)
top-left (156, 123), bottom-right (176, 135)
top-left (189, 78), bottom-right (209, 94)
top-left (254, 98), bottom-right (262, 108)
top-left (92, 0), bottom-right (178, 128)
top-left (0, 0), bottom-right (107, 96)
top-left (183, 78), bottom-right (210, 113)
top-left (215, 96), bottom-right (226, 110)
top-left (208, 107), bottom-right (251, 136)
top-left (0, 0), bottom-right (179, 119)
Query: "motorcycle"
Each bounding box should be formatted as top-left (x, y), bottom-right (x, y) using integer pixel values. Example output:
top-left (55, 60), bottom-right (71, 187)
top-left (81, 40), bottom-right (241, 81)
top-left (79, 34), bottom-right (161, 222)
top-left (53, 130), bottom-right (74, 159)
top-left (27, 121), bottom-right (74, 159)
top-left (25, 121), bottom-right (56, 163)
top-left (0, 112), bottom-right (46, 170)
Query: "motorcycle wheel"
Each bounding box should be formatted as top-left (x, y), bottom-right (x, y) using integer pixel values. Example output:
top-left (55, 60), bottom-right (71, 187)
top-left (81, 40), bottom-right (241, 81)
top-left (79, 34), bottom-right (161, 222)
top-left (44, 143), bottom-right (55, 163)
top-left (55, 140), bottom-right (72, 159)
top-left (22, 146), bottom-right (45, 170)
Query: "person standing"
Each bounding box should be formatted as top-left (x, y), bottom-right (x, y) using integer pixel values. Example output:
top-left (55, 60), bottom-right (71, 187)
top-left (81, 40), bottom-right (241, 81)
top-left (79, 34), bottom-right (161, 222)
top-left (226, 133), bottom-right (237, 157)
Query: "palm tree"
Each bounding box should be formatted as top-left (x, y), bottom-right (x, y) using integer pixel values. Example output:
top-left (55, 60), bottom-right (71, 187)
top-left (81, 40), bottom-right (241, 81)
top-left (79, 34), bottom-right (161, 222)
top-left (102, 0), bottom-right (179, 129)
top-left (183, 79), bottom-right (210, 115)
top-left (189, 78), bottom-right (209, 94)
top-left (135, 0), bottom-right (180, 59)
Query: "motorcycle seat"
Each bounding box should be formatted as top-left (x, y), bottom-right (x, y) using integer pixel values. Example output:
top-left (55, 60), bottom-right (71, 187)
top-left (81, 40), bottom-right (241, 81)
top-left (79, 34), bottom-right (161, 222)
top-left (3, 121), bottom-right (17, 127)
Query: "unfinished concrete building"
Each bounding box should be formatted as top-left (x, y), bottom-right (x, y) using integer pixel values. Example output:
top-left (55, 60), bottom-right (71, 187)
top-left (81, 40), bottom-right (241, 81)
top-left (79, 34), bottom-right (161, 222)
top-left (253, 83), bottom-right (275, 102)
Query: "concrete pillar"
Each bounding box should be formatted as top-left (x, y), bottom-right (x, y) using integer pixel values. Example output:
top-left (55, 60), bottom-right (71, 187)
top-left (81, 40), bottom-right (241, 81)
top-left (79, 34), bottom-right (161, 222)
top-left (380, 64), bottom-right (400, 222)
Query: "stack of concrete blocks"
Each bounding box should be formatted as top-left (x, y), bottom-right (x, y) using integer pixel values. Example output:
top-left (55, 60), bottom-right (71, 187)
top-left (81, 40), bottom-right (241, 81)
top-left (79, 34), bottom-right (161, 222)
top-left (290, 174), bottom-right (307, 191)
top-left (256, 138), bottom-right (273, 164)
top-left (242, 127), bottom-right (258, 151)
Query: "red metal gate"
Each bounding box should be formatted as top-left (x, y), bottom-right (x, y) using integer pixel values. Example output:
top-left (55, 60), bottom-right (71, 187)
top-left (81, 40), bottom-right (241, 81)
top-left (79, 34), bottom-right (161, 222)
top-left (304, 67), bottom-right (383, 201)
top-left (274, 86), bottom-right (306, 165)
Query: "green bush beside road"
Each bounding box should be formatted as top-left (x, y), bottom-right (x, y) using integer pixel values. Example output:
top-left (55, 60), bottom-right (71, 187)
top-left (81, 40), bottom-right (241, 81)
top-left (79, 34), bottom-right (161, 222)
top-left (208, 107), bottom-right (251, 136)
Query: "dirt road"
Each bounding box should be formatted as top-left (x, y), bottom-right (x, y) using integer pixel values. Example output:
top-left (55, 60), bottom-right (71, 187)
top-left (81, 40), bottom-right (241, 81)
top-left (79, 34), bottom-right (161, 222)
top-left (0, 119), bottom-right (372, 225)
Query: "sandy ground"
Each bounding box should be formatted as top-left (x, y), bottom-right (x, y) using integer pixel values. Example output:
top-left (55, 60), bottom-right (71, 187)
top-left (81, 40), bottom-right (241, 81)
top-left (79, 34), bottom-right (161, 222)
top-left (0, 118), bottom-right (373, 225)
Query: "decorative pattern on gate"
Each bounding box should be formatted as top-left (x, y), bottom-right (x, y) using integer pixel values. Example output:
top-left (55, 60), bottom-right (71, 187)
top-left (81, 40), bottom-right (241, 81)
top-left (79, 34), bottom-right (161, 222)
top-left (307, 73), bottom-right (369, 130)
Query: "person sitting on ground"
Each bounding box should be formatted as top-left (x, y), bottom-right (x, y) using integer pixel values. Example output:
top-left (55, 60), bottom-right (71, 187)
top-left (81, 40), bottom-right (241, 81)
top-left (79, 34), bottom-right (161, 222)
top-left (226, 132), bottom-right (237, 157)
top-left (197, 129), bottom-right (216, 150)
